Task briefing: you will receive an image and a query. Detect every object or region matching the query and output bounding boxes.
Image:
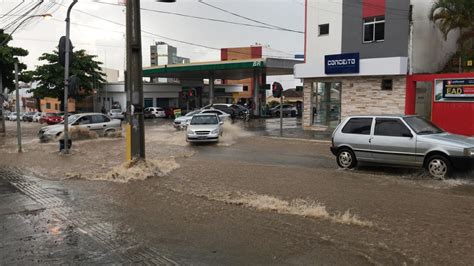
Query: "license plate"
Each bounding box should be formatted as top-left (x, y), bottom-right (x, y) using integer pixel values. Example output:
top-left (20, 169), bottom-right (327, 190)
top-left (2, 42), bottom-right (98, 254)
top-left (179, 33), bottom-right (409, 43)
top-left (198, 136), bottom-right (207, 139)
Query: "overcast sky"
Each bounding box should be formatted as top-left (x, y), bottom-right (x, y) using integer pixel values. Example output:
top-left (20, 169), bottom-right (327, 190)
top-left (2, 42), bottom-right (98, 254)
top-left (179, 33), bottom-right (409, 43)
top-left (2, 0), bottom-right (304, 88)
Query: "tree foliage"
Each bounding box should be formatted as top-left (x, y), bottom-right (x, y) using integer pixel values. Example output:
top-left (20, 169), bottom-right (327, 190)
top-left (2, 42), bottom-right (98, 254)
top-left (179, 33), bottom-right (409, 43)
top-left (31, 49), bottom-right (106, 102)
top-left (0, 29), bottom-right (28, 93)
top-left (429, 0), bottom-right (474, 50)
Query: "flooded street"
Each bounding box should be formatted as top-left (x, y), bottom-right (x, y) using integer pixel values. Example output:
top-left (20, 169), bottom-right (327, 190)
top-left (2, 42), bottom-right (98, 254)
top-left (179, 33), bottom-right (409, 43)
top-left (1, 119), bottom-right (474, 264)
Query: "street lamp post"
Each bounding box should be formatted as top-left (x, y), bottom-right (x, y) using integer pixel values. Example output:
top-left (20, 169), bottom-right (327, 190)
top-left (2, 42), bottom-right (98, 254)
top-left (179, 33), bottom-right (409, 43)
top-left (14, 62), bottom-right (22, 152)
top-left (0, 13), bottom-right (52, 148)
top-left (63, 0), bottom-right (78, 155)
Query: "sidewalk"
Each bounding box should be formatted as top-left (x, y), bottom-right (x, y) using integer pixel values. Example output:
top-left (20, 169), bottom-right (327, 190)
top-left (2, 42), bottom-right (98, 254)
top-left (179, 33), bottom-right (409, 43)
top-left (244, 117), bottom-right (333, 141)
top-left (0, 168), bottom-right (176, 265)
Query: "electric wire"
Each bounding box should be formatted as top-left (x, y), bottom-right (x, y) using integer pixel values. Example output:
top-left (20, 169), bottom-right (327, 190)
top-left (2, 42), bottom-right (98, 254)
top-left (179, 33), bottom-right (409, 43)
top-left (91, 0), bottom-right (303, 34)
top-left (0, 0), bottom-right (24, 22)
top-left (197, 0), bottom-right (302, 33)
top-left (1, 1), bottom-right (38, 28)
top-left (56, 2), bottom-right (298, 59)
top-left (3, 0), bottom-right (44, 31)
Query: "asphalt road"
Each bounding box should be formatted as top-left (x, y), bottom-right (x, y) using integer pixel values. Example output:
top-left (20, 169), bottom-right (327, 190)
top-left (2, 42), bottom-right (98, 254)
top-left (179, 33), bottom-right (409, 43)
top-left (1, 119), bottom-right (473, 265)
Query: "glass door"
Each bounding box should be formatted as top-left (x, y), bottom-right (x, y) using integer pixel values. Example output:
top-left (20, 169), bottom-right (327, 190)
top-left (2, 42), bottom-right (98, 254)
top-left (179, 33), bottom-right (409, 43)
top-left (311, 82), bottom-right (341, 128)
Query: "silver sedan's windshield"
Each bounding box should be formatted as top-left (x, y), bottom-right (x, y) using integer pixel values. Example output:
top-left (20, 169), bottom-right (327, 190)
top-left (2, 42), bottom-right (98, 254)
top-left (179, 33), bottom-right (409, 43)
top-left (404, 116), bottom-right (444, 135)
top-left (190, 116), bottom-right (218, 125)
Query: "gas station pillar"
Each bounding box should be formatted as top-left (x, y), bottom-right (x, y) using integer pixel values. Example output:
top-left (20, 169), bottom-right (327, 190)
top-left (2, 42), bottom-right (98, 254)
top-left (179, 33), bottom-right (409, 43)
top-left (253, 70), bottom-right (260, 116)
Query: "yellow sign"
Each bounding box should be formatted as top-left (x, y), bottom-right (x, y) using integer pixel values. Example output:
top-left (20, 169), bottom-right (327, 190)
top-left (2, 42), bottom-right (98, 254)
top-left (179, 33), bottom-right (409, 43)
top-left (468, 60), bottom-right (473, 67)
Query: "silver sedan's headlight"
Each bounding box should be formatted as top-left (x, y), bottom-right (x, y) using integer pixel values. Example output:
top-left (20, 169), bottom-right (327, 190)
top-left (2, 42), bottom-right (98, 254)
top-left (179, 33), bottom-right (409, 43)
top-left (187, 129), bottom-right (194, 134)
top-left (464, 148), bottom-right (474, 156)
top-left (211, 128), bottom-right (219, 134)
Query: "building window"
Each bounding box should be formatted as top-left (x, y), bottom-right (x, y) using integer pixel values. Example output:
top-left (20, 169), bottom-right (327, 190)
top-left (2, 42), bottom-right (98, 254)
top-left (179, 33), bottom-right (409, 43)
top-left (55, 104), bottom-right (58, 110)
top-left (381, 79), bottom-right (393, 90)
top-left (46, 103), bottom-right (51, 109)
top-left (318, 24), bottom-right (329, 36)
top-left (243, 86), bottom-right (249, 92)
top-left (363, 16), bottom-right (385, 43)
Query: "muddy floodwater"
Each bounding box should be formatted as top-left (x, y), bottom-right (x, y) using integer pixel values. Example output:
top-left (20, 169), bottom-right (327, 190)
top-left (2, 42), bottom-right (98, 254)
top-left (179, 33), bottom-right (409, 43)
top-left (1, 119), bottom-right (474, 264)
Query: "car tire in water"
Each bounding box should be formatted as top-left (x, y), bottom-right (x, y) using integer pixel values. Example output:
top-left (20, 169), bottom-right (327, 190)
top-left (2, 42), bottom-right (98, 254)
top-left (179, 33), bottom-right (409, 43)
top-left (426, 155), bottom-right (452, 179)
top-left (336, 148), bottom-right (357, 169)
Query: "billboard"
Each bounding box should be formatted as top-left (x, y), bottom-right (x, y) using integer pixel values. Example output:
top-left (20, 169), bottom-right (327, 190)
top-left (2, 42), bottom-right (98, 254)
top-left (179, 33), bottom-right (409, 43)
top-left (435, 79), bottom-right (474, 101)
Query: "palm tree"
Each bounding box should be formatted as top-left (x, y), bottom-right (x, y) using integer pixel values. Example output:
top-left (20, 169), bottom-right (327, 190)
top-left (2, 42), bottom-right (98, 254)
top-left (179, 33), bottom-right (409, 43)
top-left (429, 0), bottom-right (474, 52)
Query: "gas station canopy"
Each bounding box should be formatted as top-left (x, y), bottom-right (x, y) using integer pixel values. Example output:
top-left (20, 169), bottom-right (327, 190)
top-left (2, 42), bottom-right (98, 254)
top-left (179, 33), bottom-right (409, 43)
top-left (143, 58), bottom-right (301, 80)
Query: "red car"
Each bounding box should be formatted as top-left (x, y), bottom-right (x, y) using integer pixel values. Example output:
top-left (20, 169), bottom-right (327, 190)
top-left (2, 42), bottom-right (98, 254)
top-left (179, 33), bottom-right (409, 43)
top-left (40, 113), bottom-right (63, 125)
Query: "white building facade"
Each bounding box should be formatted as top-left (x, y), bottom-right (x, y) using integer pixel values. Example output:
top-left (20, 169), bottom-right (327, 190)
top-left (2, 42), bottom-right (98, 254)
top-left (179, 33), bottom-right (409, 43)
top-left (294, 0), bottom-right (458, 130)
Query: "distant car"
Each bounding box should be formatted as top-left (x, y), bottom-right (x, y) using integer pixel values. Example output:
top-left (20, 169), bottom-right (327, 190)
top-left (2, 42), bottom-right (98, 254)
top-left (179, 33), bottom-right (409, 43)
top-left (202, 103), bottom-right (250, 120)
top-left (186, 113), bottom-right (223, 143)
top-left (38, 113), bottom-right (121, 142)
top-left (32, 112), bottom-right (42, 122)
top-left (22, 112), bottom-right (36, 122)
top-left (173, 110), bottom-right (200, 129)
top-left (144, 107), bottom-right (166, 119)
top-left (108, 109), bottom-right (125, 120)
top-left (7, 112), bottom-right (17, 121)
top-left (40, 113), bottom-right (63, 125)
top-left (270, 104), bottom-right (298, 117)
top-left (199, 109), bottom-right (230, 121)
top-left (330, 115), bottom-right (474, 179)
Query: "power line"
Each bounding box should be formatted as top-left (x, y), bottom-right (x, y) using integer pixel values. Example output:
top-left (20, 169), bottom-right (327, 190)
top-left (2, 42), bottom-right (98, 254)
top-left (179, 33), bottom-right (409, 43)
top-left (197, 0), bottom-right (303, 34)
top-left (91, 0), bottom-right (303, 34)
top-left (3, 0), bottom-right (44, 31)
top-left (0, 1), bottom-right (24, 21)
top-left (55, 2), bottom-right (297, 59)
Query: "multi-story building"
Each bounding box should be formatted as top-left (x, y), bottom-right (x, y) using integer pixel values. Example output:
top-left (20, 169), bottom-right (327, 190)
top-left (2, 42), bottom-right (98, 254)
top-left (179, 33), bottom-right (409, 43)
top-left (294, 0), bottom-right (459, 130)
top-left (150, 41), bottom-right (190, 83)
top-left (221, 46), bottom-right (264, 103)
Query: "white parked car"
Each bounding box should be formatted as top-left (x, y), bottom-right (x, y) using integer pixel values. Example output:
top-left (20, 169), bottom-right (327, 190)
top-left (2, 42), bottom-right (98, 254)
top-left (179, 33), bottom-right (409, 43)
top-left (38, 113), bottom-right (121, 142)
top-left (173, 110), bottom-right (200, 129)
top-left (199, 109), bottom-right (230, 121)
top-left (144, 107), bottom-right (166, 118)
top-left (7, 112), bottom-right (17, 121)
top-left (186, 113), bottom-right (223, 143)
top-left (108, 109), bottom-right (124, 120)
top-left (32, 112), bottom-right (42, 122)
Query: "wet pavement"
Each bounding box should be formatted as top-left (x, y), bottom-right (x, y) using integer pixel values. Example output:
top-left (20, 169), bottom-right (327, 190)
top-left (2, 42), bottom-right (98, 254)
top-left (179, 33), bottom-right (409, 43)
top-left (244, 117), bottom-right (333, 140)
top-left (1, 119), bottom-right (474, 264)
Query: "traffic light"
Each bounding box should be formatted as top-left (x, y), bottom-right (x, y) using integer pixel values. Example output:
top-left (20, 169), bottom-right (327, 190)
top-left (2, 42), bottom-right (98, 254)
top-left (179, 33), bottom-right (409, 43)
top-left (272, 82), bottom-right (283, 98)
top-left (58, 36), bottom-right (74, 67)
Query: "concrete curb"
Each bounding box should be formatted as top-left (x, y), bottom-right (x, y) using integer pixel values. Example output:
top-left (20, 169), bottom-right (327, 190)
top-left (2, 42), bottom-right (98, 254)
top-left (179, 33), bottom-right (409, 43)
top-left (263, 136), bottom-right (331, 144)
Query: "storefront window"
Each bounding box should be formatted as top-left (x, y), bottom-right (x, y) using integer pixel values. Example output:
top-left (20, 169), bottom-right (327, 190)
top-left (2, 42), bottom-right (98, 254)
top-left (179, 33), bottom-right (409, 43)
top-left (311, 82), bottom-right (341, 128)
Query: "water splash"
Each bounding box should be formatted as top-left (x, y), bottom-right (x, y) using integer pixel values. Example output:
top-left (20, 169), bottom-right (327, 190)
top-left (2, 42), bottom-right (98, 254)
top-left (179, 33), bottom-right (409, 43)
top-left (196, 191), bottom-right (373, 227)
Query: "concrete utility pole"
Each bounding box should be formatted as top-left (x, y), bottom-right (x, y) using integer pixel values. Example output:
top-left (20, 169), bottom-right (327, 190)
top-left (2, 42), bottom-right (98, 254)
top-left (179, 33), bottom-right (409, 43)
top-left (125, 0), bottom-right (145, 161)
top-left (14, 62), bottom-right (21, 153)
top-left (0, 72), bottom-right (5, 134)
top-left (63, 0), bottom-right (78, 154)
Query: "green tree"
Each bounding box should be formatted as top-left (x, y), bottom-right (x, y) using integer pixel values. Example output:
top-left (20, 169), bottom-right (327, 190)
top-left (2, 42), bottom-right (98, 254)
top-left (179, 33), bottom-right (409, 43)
top-left (31, 49), bottom-right (106, 109)
top-left (429, 0), bottom-right (474, 71)
top-left (0, 29), bottom-right (29, 94)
